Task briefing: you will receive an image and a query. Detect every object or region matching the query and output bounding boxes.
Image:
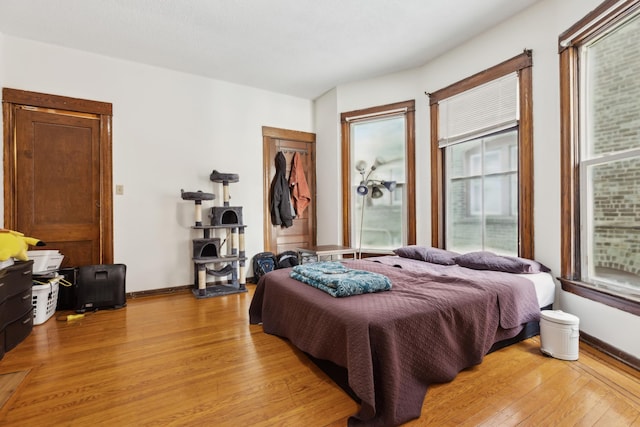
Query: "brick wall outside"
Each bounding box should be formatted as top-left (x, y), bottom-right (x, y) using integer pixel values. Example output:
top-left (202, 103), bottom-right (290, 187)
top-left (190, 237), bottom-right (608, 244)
top-left (590, 15), bottom-right (640, 277)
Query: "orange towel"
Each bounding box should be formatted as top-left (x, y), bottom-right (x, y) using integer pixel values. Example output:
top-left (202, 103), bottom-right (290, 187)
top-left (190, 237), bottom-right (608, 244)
top-left (289, 152), bottom-right (311, 215)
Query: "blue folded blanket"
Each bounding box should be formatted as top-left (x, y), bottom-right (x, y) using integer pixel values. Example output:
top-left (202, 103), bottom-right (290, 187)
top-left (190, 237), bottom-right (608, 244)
top-left (290, 262), bottom-right (392, 297)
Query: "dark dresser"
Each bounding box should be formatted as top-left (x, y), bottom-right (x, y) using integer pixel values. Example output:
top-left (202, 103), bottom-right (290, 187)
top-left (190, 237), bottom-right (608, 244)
top-left (0, 260), bottom-right (34, 360)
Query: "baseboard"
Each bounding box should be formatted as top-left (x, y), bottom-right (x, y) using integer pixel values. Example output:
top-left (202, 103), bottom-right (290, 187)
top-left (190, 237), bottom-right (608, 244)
top-left (126, 285), bottom-right (192, 299)
top-left (580, 331), bottom-right (640, 371)
top-left (126, 282), bottom-right (255, 299)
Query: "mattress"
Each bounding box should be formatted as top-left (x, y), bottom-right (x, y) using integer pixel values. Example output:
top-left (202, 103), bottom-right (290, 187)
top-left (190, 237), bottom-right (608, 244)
top-left (517, 272), bottom-right (556, 308)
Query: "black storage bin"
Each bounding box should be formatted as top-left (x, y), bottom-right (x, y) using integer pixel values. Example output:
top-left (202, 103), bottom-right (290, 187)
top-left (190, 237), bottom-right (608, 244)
top-left (0, 329), bottom-right (5, 360)
top-left (76, 264), bottom-right (127, 313)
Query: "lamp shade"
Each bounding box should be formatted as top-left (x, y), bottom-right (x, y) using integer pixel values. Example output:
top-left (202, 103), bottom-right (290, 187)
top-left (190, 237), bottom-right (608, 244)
top-left (382, 181), bottom-right (397, 192)
top-left (356, 184), bottom-right (369, 195)
top-left (371, 185), bottom-right (384, 199)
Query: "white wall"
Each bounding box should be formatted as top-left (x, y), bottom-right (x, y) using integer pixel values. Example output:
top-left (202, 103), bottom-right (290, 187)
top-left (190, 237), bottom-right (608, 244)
top-left (315, 0), bottom-right (640, 358)
top-left (0, 32), bottom-right (5, 216)
top-left (313, 88), bottom-right (341, 245)
top-left (0, 35), bottom-right (314, 293)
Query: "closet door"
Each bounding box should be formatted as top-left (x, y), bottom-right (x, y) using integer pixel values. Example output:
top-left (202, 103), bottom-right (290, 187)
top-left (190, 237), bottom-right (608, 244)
top-left (262, 126), bottom-right (316, 254)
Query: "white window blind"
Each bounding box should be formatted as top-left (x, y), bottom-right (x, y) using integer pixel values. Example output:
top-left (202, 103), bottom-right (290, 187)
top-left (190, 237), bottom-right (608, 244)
top-left (438, 72), bottom-right (519, 147)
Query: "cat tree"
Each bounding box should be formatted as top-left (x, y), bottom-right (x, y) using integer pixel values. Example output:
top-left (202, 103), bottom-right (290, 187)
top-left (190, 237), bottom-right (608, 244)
top-left (180, 170), bottom-right (246, 298)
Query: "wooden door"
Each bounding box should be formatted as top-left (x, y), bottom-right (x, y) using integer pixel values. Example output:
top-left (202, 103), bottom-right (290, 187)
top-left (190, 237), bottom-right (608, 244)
top-left (262, 126), bottom-right (316, 254)
top-left (3, 88), bottom-right (113, 268)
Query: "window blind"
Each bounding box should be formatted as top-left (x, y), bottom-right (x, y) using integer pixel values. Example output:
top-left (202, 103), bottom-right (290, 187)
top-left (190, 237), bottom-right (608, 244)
top-left (438, 72), bottom-right (519, 148)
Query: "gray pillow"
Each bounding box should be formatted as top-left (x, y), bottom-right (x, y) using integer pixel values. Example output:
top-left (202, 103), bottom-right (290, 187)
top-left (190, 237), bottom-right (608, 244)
top-left (455, 251), bottom-right (551, 274)
top-left (393, 245), bottom-right (459, 265)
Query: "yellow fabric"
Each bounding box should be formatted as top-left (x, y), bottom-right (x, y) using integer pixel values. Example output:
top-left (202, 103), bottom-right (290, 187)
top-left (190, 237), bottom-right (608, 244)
top-left (0, 229), bottom-right (42, 261)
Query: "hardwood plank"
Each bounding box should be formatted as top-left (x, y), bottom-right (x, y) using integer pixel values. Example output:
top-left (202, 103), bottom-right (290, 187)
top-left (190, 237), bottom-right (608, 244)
top-left (0, 287), bottom-right (637, 426)
top-left (0, 370), bottom-right (29, 413)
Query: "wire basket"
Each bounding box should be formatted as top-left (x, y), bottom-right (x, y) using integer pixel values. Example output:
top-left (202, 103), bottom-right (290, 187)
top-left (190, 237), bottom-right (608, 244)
top-left (32, 277), bottom-right (60, 325)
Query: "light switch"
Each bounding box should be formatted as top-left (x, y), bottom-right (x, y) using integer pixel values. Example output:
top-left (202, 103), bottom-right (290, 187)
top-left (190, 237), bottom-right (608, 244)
top-left (115, 184), bottom-right (124, 195)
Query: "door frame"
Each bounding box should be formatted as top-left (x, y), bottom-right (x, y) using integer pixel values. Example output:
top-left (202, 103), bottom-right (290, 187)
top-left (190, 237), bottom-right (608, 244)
top-left (2, 88), bottom-right (114, 263)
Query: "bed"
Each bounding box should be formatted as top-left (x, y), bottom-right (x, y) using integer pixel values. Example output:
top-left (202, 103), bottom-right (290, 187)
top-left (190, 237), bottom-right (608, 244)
top-left (249, 252), bottom-right (554, 427)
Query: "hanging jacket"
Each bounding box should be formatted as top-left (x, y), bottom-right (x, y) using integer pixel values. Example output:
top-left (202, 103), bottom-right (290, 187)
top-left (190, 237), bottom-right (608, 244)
top-left (288, 152), bottom-right (311, 216)
top-left (270, 151), bottom-right (294, 228)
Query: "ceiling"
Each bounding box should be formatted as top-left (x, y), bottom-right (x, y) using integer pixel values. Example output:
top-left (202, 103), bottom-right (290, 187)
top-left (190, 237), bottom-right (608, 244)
top-left (0, 0), bottom-right (540, 99)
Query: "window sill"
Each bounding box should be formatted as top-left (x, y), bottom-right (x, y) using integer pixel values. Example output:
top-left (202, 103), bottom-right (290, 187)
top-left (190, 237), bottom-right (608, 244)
top-left (559, 278), bottom-right (640, 316)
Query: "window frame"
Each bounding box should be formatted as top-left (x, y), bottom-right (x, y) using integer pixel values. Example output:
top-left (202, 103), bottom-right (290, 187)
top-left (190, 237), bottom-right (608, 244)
top-left (340, 100), bottom-right (416, 252)
top-left (429, 51), bottom-right (534, 258)
top-left (559, 0), bottom-right (640, 316)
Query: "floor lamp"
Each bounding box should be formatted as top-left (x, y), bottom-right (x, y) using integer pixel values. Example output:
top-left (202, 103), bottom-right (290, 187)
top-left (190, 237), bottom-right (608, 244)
top-left (356, 161), bottom-right (396, 259)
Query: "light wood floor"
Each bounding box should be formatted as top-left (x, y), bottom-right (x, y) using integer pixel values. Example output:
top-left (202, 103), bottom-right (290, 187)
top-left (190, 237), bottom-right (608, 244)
top-left (0, 285), bottom-right (638, 426)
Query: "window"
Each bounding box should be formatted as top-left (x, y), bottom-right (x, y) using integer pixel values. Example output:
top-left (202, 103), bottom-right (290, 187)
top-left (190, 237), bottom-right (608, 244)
top-left (446, 129), bottom-right (519, 253)
top-left (341, 100), bottom-right (416, 255)
top-left (429, 51), bottom-right (534, 258)
top-left (559, 0), bottom-right (640, 314)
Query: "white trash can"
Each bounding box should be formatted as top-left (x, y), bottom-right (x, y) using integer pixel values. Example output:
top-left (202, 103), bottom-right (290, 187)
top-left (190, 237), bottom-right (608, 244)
top-left (540, 310), bottom-right (580, 361)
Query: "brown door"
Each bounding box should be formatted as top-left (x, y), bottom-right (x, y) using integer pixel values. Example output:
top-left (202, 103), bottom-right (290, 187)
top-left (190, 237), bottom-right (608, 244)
top-left (262, 126), bottom-right (316, 254)
top-left (2, 88), bottom-right (113, 268)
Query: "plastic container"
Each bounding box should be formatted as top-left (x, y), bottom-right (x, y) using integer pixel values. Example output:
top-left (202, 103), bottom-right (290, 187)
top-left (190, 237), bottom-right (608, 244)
top-left (32, 277), bottom-right (60, 325)
top-left (540, 310), bottom-right (580, 361)
top-left (27, 250), bottom-right (64, 275)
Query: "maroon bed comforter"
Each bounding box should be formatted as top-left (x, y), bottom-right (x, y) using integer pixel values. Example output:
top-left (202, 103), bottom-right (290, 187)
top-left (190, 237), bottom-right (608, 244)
top-left (249, 257), bottom-right (540, 427)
